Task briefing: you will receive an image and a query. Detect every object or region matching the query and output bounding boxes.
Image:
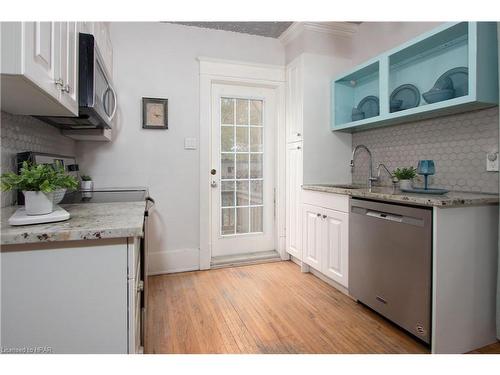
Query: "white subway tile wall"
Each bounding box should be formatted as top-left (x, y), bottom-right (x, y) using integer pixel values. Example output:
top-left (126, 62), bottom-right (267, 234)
top-left (351, 107), bottom-right (499, 193)
top-left (1, 111), bottom-right (76, 207)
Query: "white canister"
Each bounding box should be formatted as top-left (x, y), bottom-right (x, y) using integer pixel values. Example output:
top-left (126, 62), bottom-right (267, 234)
top-left (398, 179), bottom-right (413, 190)
top-left (80, 180), bottom-right (94, 191)
top-left (23, 191), bottom-right (55, 215)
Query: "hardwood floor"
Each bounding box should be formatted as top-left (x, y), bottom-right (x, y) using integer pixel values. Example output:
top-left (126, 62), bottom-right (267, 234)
top-left (147, 260), bottom-right (444, 354)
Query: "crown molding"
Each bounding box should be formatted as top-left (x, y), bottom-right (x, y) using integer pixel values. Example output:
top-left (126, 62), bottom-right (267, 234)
top-left (279, 22), bottom-right (359, 45)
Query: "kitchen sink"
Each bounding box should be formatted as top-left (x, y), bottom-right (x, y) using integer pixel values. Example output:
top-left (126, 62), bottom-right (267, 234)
top-left (316, 184), bottom-right (365, 190)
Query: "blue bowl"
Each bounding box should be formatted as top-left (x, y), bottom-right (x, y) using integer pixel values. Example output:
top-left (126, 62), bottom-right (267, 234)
top-left (422, 88), bottom-right (455, 104)
top-left (390, 99), bottom-right (403, 111)
top-left (351, 112), bottom-right (365, 122)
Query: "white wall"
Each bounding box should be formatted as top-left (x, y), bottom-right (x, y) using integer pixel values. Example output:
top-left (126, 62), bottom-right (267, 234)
top-left (76, 22), bottom-right (284, 274)
top-left (301, 53), bottom-right (352, 184)
top-left (350, 22), bottom-right (442, 65)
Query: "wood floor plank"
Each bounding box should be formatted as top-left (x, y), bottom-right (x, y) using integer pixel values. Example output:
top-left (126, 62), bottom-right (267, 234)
top-left (145, 261), bottom-right (499, 354)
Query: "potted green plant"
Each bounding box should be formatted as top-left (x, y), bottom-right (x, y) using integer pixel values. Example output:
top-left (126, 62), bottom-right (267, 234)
top-left (80, 175), bottom-right (93, 191)
top-left (52, 162), bottom-right (79, 204)
top-left (392, 167), bottom-right (418, 190)
top-left (1, 161), bottom-right (78, 215)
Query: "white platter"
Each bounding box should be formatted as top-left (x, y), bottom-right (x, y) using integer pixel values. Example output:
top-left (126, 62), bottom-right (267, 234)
top-left (8, 206), bottom-right (70, 226)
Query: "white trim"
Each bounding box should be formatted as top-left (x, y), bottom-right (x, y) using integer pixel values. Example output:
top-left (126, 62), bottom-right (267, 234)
top-left (279, 22), bottom-right (359, 45)
top-left (198, 57), bottom-right (285, 82)
top-left (148, 248), bottom-right (199, 275)
top-left (199, 58), bottom-right (286, 270)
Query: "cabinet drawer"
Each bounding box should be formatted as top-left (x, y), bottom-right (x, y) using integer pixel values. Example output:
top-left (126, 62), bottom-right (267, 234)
top-left (302, 190), bottom-right (349, 213)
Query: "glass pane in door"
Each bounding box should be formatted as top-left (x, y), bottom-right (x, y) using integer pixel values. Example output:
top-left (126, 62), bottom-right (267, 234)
top-left (220, 97), bottom-right (264, 235)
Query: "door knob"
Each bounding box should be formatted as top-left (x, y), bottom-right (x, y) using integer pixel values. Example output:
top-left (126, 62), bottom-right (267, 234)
top-left (211, 181), bottom-right (217, 188)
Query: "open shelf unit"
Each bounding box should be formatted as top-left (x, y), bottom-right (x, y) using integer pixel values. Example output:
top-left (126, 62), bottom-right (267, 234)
top-left (331, 22), bottom-right (498, 132)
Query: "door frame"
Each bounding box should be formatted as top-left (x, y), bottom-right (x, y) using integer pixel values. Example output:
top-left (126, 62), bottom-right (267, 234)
top-left (199, 57), bottom-right (286, 269)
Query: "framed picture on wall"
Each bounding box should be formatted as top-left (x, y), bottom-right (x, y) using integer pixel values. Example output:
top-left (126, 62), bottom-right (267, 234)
top-left (142, 97), bottom-right (168, 129)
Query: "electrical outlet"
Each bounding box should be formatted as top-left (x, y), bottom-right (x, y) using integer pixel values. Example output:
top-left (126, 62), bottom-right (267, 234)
top-left (486, 152), bottom-right (499, 172)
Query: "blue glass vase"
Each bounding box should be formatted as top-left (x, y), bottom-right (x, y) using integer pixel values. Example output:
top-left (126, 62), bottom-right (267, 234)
top-left (417, 160), bottom-right (435, 190)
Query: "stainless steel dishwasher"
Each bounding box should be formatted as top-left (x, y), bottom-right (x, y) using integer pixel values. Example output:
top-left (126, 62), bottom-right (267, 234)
top-left (349, 198), bottom-right (432, 344)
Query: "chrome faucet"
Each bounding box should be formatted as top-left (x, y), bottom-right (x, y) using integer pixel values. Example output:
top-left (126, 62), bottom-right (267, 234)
top-left (377, 163), bottom-right (399, 194)
top-left (377, 163), bottom-right (394, 181)
top-left (350, 144), bottom-right (378, 191)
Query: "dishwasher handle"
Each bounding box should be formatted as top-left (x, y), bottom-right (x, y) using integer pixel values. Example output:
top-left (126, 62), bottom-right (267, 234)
top-left (366, 210), bottom-right (403, 223)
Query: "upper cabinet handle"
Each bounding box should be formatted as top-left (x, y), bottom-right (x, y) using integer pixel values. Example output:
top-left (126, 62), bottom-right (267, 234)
top-left (322, 215), bottom-right (327, 219)
top-left (296, 132), bottom-right (301, 137)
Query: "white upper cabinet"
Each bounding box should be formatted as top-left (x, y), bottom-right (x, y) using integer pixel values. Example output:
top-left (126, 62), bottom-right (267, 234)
top-left (23, 22), bottom-right (61, 100)
top-left (59, 22), bottom-right (79, 115)
top-left (1, 22), bottom-right (78, 116)
top-left (1, 22), bottom-right (113, 118)
top-left (285, 58), bottom-right (303, 143)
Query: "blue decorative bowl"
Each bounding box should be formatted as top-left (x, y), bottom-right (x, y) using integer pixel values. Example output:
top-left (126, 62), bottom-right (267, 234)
top-left (351, 112), bottom-right (365, 122)
top-left (422, 88), bottom-right (455, 104)
top-left (390, 99), bottom-right (403, 111)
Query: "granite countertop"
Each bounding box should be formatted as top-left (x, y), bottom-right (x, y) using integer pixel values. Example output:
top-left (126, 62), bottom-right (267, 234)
top-left (302, 184), bottom-right (500, 208)
top-left (1, 201), bottom-right (146, 245)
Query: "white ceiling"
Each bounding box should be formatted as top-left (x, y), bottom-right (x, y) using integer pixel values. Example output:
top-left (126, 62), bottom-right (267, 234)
top-left (170, 22), bottom-right (294, 38)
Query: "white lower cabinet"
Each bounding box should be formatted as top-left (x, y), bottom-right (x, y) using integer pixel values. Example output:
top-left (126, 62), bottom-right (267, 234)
top-left (286, 142), bottom-right (303, 259)
top-left (302, 204), bottom-right (322, 270)
top-left (321, 207), bottom-right (348, 286)
top-left (302, 191), bottom-right (349, 288)
top-left (1, 237), bottom-right (143, 353)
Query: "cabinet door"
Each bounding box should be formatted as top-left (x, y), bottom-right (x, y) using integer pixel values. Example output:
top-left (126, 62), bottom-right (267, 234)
top-left (321, 208), bottom-right (349, 287)
top-left (59, 22), bottom-right (79, 115)
top-left (285, 59), bottom-right (303, 143)
top-left (286, 142), bottom-right (303, 259)
top-left (23, 22), bottom-right (61, 100)
top-left (302, 204), bottom-right (322, 271)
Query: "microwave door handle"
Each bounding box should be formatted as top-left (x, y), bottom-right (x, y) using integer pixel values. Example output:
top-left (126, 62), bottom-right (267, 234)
top-left (108, 85), bottom-right (117, 120)
top-left (102, 85), bottom-right (117, 121)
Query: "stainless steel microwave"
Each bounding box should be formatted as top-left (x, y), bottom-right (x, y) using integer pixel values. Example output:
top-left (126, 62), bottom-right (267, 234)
top-left (36, 33), bottom-right (116, 129)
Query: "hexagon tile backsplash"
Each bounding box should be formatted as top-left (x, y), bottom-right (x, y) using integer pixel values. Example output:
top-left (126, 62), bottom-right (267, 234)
top-left (352, 107), bottom-right (499, 194)
top-left (1, 111), bottom-right (76, 207)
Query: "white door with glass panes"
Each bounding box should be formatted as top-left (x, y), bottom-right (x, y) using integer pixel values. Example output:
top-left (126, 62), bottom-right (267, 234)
top-left (211, 84), bottom-right (276, 257)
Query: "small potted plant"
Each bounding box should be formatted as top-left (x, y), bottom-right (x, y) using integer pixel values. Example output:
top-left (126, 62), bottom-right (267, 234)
top-left (80, 175), bottom-right (93, 191)
top-left (1, 161), bottom-right (78, 215)
top-left (392, 166), bottom-right (418, 190)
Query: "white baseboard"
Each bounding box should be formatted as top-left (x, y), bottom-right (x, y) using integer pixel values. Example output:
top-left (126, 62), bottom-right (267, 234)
top-left (289, 255), bottom-right (351, 298)
top-left (148, 248), bottom-right (200, 275)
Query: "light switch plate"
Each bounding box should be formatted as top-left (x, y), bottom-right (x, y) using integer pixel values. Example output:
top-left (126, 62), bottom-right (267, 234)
top-left (184, 137), bottom-right (197, 150)
top-left (486, 152), bottom-right (499, 172)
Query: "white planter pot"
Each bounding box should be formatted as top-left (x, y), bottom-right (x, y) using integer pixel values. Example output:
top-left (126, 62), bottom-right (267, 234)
top-left (23, 191), bottom-right (54, 215)
top-left (80, 180), bottom-right (93, 191)
top-left (399, 179), bottom-right (413, 190)
top-left (53, 188), bottom-right (67, 204)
